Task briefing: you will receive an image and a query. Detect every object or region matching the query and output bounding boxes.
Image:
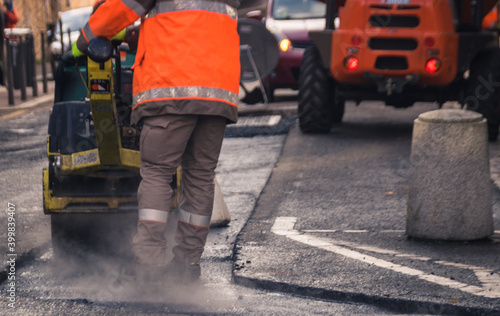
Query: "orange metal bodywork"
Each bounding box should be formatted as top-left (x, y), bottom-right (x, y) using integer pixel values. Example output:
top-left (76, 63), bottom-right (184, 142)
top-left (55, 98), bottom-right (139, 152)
top-left (483, 6), bottom-right (499, 30)
top-left (331, 0), bottom-right (459, 86)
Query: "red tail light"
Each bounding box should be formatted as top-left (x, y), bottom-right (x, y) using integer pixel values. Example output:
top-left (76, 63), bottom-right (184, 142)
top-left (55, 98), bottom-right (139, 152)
top-left (425, 58), bottom-right (441, 73)
top-left (344, 57), bottom-right (359, 70)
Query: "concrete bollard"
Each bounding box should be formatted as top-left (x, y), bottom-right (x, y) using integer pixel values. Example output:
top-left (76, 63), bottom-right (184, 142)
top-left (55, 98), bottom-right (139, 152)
top-left (407, 109), bottom-right (494, 240)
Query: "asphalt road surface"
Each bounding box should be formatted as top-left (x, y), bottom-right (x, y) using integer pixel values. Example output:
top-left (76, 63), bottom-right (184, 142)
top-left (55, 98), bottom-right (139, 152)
top-left (1, 94), bottom-right (499, 314)
top-left (0, 98), bottom-right (401, 315)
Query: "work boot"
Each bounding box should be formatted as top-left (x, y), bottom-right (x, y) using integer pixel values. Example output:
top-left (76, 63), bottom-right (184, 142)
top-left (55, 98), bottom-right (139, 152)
top-left (165, 257), bottom-right (201, 284)
top-left (119, 261), bottom-right (166, 287)
top-left (138, 264), bottom-right (167, 285)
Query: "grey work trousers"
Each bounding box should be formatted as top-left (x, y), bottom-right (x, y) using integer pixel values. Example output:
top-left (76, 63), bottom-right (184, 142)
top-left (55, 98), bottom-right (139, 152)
top-left (132, 114), bottom-right (227, 266)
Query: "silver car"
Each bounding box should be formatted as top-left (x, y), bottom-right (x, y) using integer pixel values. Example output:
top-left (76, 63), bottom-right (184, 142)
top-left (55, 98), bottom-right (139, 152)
top-left (49, 6), bottom-right (92, 73)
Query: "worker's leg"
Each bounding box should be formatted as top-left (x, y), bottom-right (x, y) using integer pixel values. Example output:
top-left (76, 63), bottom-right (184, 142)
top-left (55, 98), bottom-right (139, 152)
top-left (132, 114), bottom-right (197, 266)
top-left (172, 115), bottom-right (227, 266)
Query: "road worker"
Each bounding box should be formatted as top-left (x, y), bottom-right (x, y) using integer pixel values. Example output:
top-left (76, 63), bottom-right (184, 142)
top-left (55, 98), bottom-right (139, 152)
top-left (92, 0), bottom-right (106, 14)
top-left (71, 0), bottom-right (240, 283)
top-left (3, 0), bottom-right (18, 29)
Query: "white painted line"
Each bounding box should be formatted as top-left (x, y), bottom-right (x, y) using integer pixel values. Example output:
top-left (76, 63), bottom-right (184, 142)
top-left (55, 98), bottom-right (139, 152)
top-left (40, 249), bottom-right (53, 261)
top-left (302, 229), bottom-right (405, 234)
top-left (271, 217), bottom-right (299, 234)
top-left (271, 217), bottom-right (500, 299)
top-left (233, 115), bottom-right (282, 127)
top-left (8, 128), bottom-right (34, 134)
top-left (321, 240), bottom-right (433, 261)
top-left (394, 254), bottom-right (432, 261)
top-left (353, 245), bottom-right (399, 255)
top-left (268, 115), bottom-right (282, 126)
top-left (435, 261), bottom-right (482, 270)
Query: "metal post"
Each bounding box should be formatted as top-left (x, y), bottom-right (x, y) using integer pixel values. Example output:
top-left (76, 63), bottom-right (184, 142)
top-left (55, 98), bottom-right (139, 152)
top-left (67, 28), bottom-right (71, 48)
top-left (114, 44), bottom-right (121, 96)
top-left (18, 36), bottom-right (27, 101)
top-left (0, 25), bottom-right (4, 87)
top-left (5, 38), bottom-right (15, 105)
top-left (59, 19), bottom-right (64, 54)
top-left (41, 30), bottom-right (48, 93)
top-left (326, 0), bottom-right (336, 30)
top-left (24, 33), bottom-right (33, 88)
top-left (472, 0), bottom-right (484, 31)
top-left (28, 33), bottom-right (37, 97)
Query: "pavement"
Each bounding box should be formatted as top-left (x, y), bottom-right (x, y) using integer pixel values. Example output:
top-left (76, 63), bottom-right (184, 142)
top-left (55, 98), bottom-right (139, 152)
top-left (0, 64), bottom-right (56, 118)
top-left (1, 72), bottom-right (500, 315)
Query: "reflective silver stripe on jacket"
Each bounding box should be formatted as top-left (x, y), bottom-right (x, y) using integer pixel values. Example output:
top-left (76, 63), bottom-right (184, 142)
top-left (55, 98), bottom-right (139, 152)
top-left (139, 208), bottom-right (168, 223)
top-left (149, 0), bottom-right (237, 20)
top-left (134, 86), bottom-right (239, 106)
top-left (82, 24), bottom-right (96, 43)
top-left (122, 0), bottom-right (155, 16)
top-left (177, 208), bottom-right (211, 227)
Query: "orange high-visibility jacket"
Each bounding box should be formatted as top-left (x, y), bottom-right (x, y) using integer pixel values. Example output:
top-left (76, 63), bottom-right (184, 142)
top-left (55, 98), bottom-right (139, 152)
top-left (483, 6), bottom-right (499, 30)
top-left (76, 0), bottom-right (240, 124)
top-left (4, 5), bottom-right (19, 28)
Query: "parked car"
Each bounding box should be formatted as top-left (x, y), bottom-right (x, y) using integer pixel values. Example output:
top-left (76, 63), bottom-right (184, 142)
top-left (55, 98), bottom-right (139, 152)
top-left (247, 0), bottom-right (326, 101)
top-left (48, 6), bottom-right (93, 75)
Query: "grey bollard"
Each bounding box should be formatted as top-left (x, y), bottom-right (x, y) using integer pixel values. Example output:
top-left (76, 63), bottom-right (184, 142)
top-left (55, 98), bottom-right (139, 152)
top-left (407, 109), bottom-right (494, 240)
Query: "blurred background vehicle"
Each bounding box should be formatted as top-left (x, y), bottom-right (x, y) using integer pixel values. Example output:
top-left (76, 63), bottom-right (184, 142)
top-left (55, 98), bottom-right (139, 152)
top-left (48, 6), bottom-right (92, 76)
top-left (246, 0), bottom-right (326, 102)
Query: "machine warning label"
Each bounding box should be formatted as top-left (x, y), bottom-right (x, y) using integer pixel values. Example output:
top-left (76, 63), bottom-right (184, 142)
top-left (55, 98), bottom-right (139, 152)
top-left (90, 79), bottom-right (111, 94)
top-left (73, 151), bottom-right (99, 166)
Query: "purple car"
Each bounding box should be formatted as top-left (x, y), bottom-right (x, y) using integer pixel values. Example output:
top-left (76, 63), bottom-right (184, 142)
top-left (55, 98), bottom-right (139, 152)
top-left (247, 0), bottom-right (326, 101)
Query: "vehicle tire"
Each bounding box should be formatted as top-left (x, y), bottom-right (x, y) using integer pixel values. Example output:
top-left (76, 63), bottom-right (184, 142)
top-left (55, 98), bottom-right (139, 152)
top-left (464, 46), bottom-right (500, 141)
top-left (298, 46), bottom-right (338, 133)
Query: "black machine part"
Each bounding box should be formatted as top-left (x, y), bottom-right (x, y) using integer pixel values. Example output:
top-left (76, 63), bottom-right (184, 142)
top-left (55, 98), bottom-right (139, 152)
top-left (86, 37), bottom-right (113, 63)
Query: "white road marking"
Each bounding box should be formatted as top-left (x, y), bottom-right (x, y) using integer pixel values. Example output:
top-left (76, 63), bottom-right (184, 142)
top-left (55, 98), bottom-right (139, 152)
top-left (233, 115), bottom-right (282, 127)
top-left (303, 230), bottom-right (338, 233)
top-left (271, 217), bottom-right (500, 299)
top-left (8, 128), bottom-right (34, 134)
top-left (40, 249), bottom-right (53, 261)
top-left (302, 229), bottom-right (405, 234)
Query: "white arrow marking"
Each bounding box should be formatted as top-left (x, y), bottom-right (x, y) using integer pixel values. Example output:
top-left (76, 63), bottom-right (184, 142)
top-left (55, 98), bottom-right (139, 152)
top-left (271, 217), bottom-right (500, 299)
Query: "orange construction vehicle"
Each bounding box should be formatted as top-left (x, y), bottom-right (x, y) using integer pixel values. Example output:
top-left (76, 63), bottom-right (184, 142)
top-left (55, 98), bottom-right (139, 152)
top-left (298, 0), bottom-right (500, 140)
